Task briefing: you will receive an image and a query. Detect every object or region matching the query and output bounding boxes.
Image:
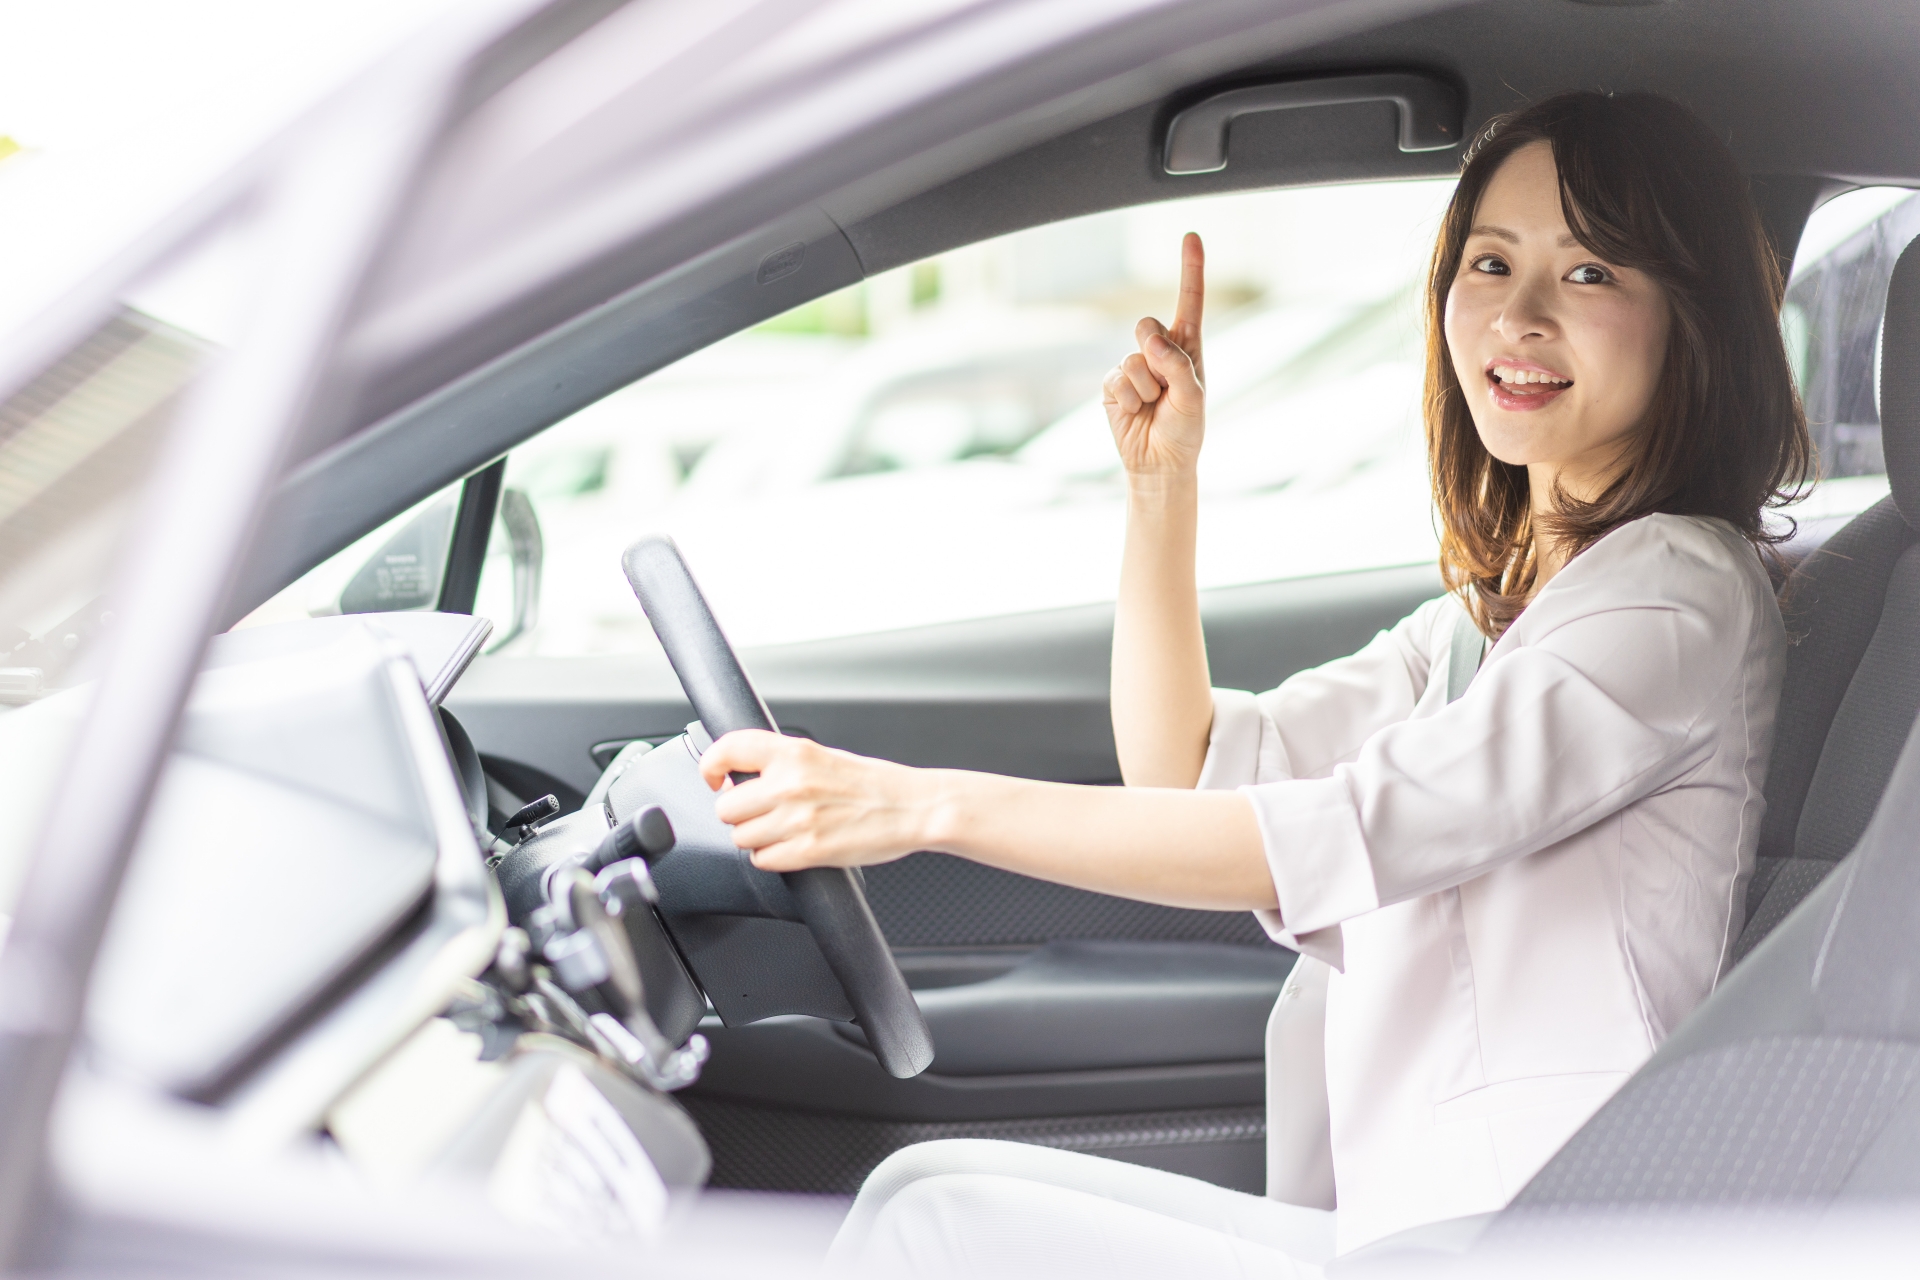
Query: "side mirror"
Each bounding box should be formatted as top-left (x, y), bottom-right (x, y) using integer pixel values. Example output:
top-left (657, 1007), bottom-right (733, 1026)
top-left (488, 487), bottom-right (543, 651)
top-left (337, 497), bottom-right (456, 614)
top-left (332, 482), bottom-right (540, 641)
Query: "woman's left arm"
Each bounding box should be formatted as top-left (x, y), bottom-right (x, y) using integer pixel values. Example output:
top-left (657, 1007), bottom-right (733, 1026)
top-left (698, 731), bottom-right (1275, 912)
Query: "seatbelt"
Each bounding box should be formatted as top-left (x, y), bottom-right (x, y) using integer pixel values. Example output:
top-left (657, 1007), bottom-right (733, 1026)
top-left (1446, 603), bottom-right (1486, 704)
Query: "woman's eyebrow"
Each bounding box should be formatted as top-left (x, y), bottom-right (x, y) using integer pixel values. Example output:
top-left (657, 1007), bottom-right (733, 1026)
top-left (1468, 224), bottom-right (1585, 250)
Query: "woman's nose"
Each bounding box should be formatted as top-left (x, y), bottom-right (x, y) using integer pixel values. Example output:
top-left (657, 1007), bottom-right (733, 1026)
top-left (1493, 274), bottom-right (1557, 342)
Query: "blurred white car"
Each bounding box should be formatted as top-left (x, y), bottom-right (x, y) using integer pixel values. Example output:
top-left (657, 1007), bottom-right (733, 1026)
top-left (662, 288), bottom-right (1434, 648)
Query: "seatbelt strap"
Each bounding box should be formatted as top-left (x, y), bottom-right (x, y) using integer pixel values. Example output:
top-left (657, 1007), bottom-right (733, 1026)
top-left (1446, 603), bottom-right (1485, 704)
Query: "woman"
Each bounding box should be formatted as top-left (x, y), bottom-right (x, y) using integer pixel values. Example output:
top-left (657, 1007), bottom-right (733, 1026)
top-left (702, 92), bottom-right (1811, 1272)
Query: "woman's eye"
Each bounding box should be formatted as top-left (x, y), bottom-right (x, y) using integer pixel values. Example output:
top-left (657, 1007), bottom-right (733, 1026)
top-left (1469, 255), bottom-right (1509, 276)
top-left (1566, 264), bottom-right (1611, 285)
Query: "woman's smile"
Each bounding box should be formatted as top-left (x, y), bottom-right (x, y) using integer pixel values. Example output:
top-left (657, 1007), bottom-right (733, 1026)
top-left (1485, 356), bottom-right (1574, 412)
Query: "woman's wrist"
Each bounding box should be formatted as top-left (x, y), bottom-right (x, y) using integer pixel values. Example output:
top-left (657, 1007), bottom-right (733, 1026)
top-left (1124, 468), bottom-right (1198, 511)
top-left (917, 768), bottom-right (990, 855)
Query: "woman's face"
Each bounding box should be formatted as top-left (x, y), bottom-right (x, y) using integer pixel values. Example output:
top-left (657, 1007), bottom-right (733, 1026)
top-left (1443, 140), bottom-right (1671, 504)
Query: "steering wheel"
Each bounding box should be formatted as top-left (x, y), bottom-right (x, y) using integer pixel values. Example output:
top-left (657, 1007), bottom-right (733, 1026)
top-left (621, 535), bottom-right (935, 1079)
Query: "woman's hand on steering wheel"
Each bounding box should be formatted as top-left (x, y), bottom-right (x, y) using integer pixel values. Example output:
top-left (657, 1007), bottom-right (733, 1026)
top-left (700, 730), bottom-right (940, 872)
top-left (1103, 232), bottom-right (1207, 481)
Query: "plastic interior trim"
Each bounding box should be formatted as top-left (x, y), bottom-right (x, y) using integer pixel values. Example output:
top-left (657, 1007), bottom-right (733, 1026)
top-left (1162, 71), bottom-right (1462, 174)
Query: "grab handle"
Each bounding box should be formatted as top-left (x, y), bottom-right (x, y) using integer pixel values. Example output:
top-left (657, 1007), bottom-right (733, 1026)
top-left (1163, 72), bottom-right (1462, 175)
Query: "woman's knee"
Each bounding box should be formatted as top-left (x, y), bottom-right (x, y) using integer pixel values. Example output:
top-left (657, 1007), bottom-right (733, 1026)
top-left (854, 1139), bottom-right (1041, 1211)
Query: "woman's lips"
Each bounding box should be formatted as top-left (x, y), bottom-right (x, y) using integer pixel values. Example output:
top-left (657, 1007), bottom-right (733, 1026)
top-left (1485, 366), bottom-right (1572, 413)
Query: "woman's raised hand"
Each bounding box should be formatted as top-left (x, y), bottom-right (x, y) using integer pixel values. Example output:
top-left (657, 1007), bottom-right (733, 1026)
top-left (1104, 232), bottom-right (1206, 478)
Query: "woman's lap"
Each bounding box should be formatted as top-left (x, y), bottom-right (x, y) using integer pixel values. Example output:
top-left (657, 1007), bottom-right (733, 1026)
top-left (827, 1139), bottom-right (1335, 1278)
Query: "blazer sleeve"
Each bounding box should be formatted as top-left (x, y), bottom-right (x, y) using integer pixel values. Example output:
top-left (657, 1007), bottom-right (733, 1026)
top-left (1196, 596), bottom-right (1451, 793)
top-left (1235, 527), bottom-right (1759, 967)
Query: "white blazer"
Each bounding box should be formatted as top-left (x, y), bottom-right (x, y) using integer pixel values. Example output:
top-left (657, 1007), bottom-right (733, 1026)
top-left (1198, 513), bottom-right (1784, 1252)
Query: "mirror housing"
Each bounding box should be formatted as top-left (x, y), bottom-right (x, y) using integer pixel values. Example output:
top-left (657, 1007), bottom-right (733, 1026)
top-left (488, 487), bottom-right (542, 651)
top-left (332, 484), bottom-right (539, 645)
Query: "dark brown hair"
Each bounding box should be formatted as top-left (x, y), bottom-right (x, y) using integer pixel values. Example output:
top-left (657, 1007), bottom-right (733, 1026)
top-left (1425, 91), bottom-right (1812, 636)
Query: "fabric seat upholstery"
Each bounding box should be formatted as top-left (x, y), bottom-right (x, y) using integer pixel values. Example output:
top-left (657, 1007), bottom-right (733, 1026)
top-left (1733, 235), bottom-right (1920, 961)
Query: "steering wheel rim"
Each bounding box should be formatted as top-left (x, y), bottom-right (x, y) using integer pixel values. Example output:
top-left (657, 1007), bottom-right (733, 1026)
top-left (621, 534), bottom-right (935, 1079)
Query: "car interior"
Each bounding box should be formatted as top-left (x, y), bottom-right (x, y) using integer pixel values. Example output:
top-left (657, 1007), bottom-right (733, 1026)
top-left (13, 0), bottom-right (1920, 1263)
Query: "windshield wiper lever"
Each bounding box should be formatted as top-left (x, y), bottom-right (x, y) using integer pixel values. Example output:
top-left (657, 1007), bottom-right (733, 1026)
top-left (503, 793), bottom-right (560, 840)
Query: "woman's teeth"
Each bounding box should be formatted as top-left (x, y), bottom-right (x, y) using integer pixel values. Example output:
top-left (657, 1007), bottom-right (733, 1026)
top-left (1491, 365), bottom-right (1571, 386)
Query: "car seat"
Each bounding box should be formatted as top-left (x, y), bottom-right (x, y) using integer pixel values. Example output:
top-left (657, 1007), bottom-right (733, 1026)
top-left (1491, 231), bottom-right (1920, 1217)
top-left (1737, 271), bottom-right (1920, 962)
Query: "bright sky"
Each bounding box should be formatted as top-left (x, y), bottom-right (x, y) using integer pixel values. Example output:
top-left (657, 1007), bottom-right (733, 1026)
top-left (0, 0), bottom-right (464, 334)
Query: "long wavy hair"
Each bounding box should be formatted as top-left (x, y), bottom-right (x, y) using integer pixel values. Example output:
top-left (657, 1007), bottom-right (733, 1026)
top-left (1426, 92), bottom-right (1812, 636)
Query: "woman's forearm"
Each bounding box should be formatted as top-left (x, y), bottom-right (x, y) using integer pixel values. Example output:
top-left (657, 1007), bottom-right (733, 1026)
top-left (1111, 473), bottom-right (1215, 788)
top-left (703, 731), bottom-right (1275, 912)
top-left (924, 768), bottom-right (1274, 911)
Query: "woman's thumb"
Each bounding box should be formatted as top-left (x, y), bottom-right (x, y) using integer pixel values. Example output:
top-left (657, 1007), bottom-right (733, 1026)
top-left (1143, 332), bottom-right (1201, 402)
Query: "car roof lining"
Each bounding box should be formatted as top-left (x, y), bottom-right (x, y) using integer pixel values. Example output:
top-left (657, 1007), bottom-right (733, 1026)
top-left (230, 0), bottom-right (1920, 623)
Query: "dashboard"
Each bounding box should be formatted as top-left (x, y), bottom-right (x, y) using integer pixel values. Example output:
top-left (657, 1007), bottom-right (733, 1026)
top-left (87, 613), bottom-right (500, 1143)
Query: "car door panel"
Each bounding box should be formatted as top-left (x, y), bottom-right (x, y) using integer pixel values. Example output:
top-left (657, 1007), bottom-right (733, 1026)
top-left (843, 941), bottom-right (1291, 1074)
top-left (690, 1016), bottom-right (1270, 1123)
top-left (684, 1015), bottom-right (1273, 1195)
top-left (865, 848), bottom-right (1270, 949)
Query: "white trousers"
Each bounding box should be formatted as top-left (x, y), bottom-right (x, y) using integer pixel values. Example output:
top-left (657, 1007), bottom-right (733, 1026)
top-left (825, 1139), bottom-right (1336, 1279)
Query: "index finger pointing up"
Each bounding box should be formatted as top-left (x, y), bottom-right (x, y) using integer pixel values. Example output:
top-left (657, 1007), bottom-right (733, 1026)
top-left (1172, 232), bottom-right (1205, 343)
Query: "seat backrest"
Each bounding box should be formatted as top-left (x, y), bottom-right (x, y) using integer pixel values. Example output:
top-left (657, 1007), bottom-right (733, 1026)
top-left (1733, 235), bottom-right (1920, 961)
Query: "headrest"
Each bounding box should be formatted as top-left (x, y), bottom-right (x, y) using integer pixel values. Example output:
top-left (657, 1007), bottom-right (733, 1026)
top-left (1879, 234), bottom-right (1920, 530)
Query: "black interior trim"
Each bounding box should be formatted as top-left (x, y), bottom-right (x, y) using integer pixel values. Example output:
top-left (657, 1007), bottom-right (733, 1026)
top-left (830, 941), bottom-right (1292, 1076)
top-left (437, 457), bottom-right (504, 615)
top-left (865, 853), bottom-right (1271, 950)
top-left (477, 752), bottom-right (585, 821)
top-left (689, 1015), bottom-right (1266, 1124)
